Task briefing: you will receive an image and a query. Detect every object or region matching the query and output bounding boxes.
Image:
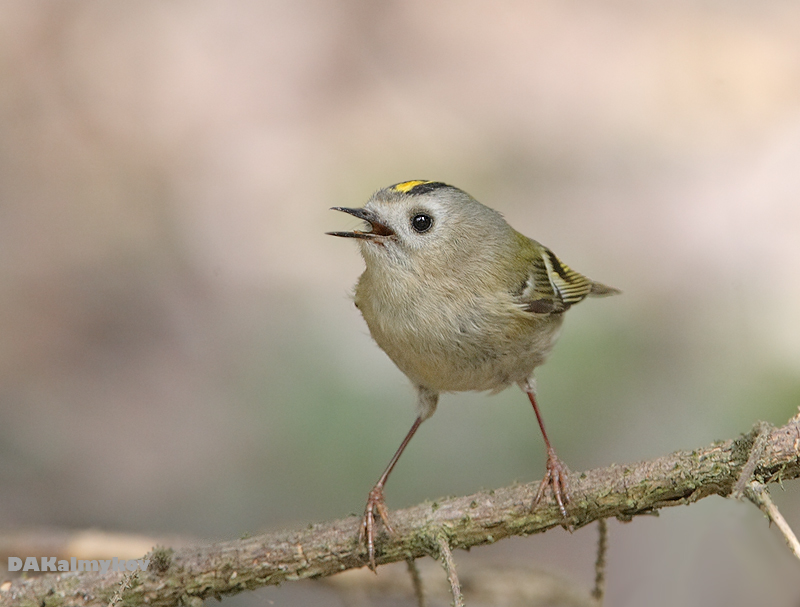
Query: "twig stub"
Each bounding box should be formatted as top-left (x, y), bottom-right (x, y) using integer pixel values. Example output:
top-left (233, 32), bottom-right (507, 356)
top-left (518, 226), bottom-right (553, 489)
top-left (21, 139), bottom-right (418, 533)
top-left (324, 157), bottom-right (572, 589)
top-left (3, 415), bottom-right (799, 607)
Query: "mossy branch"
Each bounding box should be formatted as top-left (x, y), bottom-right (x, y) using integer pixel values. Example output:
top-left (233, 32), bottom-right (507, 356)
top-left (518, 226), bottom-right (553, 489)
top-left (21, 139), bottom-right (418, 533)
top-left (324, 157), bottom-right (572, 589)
top-left (3, 412), bottom-right (799, 607)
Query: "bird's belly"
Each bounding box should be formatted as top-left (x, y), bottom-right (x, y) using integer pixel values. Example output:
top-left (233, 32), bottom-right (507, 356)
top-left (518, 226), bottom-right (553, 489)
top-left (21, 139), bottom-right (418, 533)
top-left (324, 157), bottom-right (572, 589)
top-left (365, 303), bottom-right (564, 393)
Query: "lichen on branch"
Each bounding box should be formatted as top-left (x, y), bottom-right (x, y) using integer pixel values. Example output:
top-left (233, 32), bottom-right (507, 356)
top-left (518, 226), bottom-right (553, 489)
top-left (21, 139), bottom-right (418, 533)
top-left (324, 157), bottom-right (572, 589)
top-left (3, 413), bottom-right (799, 607)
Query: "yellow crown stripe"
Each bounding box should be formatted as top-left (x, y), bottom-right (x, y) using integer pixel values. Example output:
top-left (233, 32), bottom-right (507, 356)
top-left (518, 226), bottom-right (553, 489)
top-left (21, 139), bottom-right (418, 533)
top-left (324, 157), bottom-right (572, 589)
top-left (392, 180), bottom-right (433, 193)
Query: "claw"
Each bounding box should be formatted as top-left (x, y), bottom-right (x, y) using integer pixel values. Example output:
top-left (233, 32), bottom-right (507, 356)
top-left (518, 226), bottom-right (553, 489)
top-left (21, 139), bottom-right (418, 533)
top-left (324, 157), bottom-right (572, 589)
top-left (533, 448), bottom-right (570, 520)
top-left (356, 416), bottom-right (424, 571)
top-left (360, 484), bottom-right (394, 571)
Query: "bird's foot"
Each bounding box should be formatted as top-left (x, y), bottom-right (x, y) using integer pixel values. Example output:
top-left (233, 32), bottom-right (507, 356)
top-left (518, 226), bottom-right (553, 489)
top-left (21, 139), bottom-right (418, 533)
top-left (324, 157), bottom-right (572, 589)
top-left (533, 448), bottom-right (570, 520)
top-left (359, 484), bottom-right (394, 571)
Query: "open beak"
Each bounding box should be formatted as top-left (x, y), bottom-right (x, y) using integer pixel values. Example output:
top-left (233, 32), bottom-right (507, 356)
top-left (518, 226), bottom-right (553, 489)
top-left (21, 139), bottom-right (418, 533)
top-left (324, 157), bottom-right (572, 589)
top-left (326, 207), bottom-right (395, 240)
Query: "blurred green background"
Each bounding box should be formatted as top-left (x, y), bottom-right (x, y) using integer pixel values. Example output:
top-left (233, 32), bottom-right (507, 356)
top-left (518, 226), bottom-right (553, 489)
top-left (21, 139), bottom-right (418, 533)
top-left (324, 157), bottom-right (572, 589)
top-left (1, 1), bottom-right (799, 605)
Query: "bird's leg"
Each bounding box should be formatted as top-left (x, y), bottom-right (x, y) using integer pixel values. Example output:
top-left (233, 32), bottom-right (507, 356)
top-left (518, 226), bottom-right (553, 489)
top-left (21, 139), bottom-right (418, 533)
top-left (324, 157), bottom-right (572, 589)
top-left (360, 415), bottom-right (423, 572)
top-left (524, 388), bottom-right (570, 518)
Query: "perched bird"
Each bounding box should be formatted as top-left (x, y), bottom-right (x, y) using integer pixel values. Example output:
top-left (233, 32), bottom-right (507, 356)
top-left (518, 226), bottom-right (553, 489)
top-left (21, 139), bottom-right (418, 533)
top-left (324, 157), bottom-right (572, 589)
top-left (328, 180), bottom-right (619, 570)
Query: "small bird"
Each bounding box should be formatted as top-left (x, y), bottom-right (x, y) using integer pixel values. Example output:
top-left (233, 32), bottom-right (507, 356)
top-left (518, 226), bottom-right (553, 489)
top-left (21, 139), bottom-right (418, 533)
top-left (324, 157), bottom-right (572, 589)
top-left (328, 180), bottom-right (619, 570)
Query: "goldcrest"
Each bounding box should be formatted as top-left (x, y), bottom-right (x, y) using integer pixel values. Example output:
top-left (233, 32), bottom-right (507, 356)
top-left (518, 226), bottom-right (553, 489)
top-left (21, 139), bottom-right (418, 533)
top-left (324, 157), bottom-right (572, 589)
top-left (328, 180), bottom-right (619, 570)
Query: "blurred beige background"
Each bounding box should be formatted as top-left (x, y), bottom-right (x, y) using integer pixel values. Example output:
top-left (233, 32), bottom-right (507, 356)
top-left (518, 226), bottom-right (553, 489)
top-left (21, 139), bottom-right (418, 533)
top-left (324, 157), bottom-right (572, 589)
top-left (1, 1), bottom-right (799, 605)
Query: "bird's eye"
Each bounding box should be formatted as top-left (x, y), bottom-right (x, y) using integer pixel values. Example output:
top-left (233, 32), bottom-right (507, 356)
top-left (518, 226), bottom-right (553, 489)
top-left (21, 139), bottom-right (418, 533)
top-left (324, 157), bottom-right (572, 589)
top-left (411, 213), bottom-right (433, 233)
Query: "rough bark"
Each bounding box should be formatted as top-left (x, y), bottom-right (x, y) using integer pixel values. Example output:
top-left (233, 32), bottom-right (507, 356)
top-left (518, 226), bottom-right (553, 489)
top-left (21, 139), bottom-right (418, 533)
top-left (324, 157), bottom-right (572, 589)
top-left (2, 413), bottom-right (798, 607)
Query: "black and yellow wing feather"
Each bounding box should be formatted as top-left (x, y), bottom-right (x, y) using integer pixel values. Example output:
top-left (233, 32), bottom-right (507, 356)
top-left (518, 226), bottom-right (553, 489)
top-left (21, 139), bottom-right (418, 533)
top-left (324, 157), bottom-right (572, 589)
top-left (517, 241), bottom-right (619, 315)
